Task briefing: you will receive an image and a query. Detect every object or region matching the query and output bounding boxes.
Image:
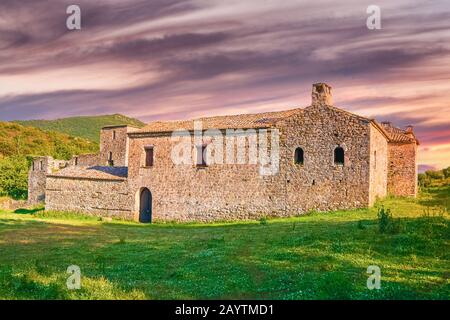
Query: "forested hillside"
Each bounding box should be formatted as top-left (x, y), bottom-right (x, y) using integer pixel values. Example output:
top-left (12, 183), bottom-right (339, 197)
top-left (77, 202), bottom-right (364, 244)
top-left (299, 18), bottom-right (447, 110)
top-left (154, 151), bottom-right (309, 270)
top-left (0, 122), bottom-right (98, 199)
top-left (15, 114), bottom-right (145, 143)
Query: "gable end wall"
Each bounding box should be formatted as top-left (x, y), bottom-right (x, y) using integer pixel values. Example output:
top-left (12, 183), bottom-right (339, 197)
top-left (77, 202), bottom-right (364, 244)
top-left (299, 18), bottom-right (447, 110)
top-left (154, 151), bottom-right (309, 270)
top-left (387, 142), bottom-right (418, 197)
top-left (369, 124), bottom-right (388, 205)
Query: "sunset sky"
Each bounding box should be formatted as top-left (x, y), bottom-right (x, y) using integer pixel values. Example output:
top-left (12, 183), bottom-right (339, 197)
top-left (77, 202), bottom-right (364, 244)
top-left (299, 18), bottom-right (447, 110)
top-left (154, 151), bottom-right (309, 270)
top-left (0, 0), bottom-right (449, 170)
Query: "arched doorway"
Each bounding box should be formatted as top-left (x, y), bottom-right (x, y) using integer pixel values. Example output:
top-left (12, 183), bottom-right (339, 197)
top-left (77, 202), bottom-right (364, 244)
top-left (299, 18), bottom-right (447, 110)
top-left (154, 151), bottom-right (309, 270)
top-left (139, 188), bottom-right (152, 223)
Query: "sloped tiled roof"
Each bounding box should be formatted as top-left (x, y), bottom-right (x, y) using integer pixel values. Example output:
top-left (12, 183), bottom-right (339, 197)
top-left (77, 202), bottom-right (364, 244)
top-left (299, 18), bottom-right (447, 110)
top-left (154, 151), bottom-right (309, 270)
top-left (134, 104), bottom-right (418, 145)
top-left (48, 166), bottom-right (128, 181)
top-left (137, 108), bottom-right (303, 133)
top-left (379, 122), bottom-right (418, 144)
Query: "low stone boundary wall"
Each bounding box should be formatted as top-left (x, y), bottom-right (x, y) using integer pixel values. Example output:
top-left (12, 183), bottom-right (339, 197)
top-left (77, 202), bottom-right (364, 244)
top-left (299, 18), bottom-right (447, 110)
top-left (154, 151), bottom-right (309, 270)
top-left (45, 176), bottom-right (134, 220)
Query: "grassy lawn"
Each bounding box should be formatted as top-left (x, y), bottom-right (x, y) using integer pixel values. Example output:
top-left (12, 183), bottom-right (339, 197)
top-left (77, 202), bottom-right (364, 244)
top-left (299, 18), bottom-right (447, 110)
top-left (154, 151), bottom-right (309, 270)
top-left (0, 187), bottom-right (448, 300)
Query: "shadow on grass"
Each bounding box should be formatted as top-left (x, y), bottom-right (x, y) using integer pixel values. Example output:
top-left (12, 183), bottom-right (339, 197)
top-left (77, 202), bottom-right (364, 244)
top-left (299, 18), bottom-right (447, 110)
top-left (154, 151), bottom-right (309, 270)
top-left (0, 270), bottom-right (69, 300)
top-left (14, 207), bottom-right (45, 214)
top-left (419, 185), bottom-right (450, 212)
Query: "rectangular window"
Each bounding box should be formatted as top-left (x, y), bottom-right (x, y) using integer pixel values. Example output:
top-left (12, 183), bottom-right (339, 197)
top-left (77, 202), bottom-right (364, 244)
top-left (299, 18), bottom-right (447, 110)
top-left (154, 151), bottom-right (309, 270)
top-left (75, 157), bottom-right (78, 166)
top-left (113, 130), bottom-right (116, 140)
top-left (40, 161), bottom-right (43, 170)
top-left (145, 146), bottom-right (154, 167)
top-left (32, 162), bottom-right (35, 171)
top-left (196, 145), bottom-right (207, 167)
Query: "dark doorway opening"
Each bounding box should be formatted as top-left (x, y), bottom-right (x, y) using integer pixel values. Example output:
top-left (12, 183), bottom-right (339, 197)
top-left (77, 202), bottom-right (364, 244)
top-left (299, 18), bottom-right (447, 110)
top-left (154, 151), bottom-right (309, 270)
top-left (139, 188), bottom-right (152, 223)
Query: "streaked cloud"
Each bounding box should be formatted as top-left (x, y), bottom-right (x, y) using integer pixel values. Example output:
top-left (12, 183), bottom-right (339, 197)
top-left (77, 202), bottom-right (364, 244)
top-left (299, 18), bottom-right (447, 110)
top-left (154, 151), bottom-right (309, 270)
top-left (0, 0), bottom-right (449, 168)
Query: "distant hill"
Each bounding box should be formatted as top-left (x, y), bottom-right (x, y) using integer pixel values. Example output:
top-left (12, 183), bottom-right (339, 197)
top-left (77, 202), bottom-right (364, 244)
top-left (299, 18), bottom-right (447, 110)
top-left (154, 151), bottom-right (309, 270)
top-left (15, 114), bottom-right (145, 143)
top-left (0, 122), bottom-right (98, 160)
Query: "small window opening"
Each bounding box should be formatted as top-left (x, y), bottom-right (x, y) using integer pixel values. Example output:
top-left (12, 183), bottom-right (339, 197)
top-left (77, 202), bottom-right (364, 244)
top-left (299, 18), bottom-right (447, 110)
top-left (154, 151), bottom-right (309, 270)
top-left (374, 151), bottom-right (377, 169)
top-left (294, 147), bottom-right (304, 165)
top-left (145, 146), bottom-right (154, 167)
top-left (108, 152), bottom-right (114, 166)
top-left (334, 147), bottom-right (344, 165)
top-left (32, 162), bottom-right (35, 171)
top-left (113, 130), bottom-right (116, 140)
top-left (40, 161), bottom-right (43, 170)
top-left (196, 145), bottom-right (208, 167)
top-left (74, 157), bottom-right (78, 166)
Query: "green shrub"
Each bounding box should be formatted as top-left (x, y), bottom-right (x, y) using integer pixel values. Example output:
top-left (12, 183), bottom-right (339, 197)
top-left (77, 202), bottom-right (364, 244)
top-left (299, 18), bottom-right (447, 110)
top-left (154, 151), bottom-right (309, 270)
top-left (419, 167), bottom-right (450, 188)
top-left (377, 207), bottom-right (402, 234)
top-left (418, 173), bottom-right (431, 188)
top-left (0, 156), bottom-right (29, 200)
top-left (425, 170), bottom-right (444, 180)
top-left (443, 167), bottom-right (450, 179)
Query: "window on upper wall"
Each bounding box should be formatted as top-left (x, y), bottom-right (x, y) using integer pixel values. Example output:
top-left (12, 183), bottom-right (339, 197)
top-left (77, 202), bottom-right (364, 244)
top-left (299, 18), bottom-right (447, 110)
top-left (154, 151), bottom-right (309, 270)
top-left (334, 147), bottom-right (344, 165)
top-left (75, 157), bottom-right (78, 166)
top-left (145, 146), bottom-right (154, 167)
top-left (32, 162), bottom-right (35, 171)
top-left (294, 147), bottom-right (304, 165)
top-left (113, 130), bottom-right (116, 140)
top-left (196, 144), bottom-right (208, 167)
top-left (40, 161), bottom-right (43, 170)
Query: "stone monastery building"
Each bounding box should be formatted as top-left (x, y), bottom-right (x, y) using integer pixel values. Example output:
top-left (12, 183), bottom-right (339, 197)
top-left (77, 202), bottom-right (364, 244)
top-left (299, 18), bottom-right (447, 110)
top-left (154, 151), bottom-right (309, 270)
top-left (28, 83), bottom-right (419, 222)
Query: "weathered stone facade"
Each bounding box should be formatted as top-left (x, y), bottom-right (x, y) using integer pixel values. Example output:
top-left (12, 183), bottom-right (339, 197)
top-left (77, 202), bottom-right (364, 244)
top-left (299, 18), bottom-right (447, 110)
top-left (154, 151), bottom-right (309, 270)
top-left (380, 122), bottom-right (419, 197)
top-left (45, 175), bottom-right (132, 219)
top-left (69, 153), bottom-right (100, 167)
top-left (127, 132), bottom-right (278, 221)
top-left (29, 83), bottom-right (419, 222)
top-left (28, 156), bottom-right (67, 205)
top-left (281, 103), bottom-right (375, 213)
top-left (387, 142), bottom-right (418, 196)
top-left (369, 124), bottom-right (388, 205)
top-left (99, 125), bottom-right (137, 167)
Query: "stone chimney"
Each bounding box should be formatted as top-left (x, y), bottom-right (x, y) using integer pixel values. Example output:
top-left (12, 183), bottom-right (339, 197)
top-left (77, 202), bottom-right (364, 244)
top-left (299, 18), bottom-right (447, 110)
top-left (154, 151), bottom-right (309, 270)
top-left (405, 125), bottom-right (416, 140)
top-left (405, 125), bottom-right (414, 133)
top-left (312, 83), bottom-right (333, 106)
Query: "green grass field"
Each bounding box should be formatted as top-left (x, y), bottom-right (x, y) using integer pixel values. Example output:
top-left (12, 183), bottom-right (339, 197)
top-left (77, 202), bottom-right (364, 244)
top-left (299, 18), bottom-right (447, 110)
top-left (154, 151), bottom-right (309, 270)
top-left (0, 187), bottom-right (448, 300)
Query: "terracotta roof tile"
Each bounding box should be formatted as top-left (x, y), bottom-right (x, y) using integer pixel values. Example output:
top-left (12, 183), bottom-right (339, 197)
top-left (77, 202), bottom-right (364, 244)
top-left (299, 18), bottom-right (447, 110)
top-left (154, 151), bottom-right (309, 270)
top-left (137, 108), bottom-right (303, 133)
top-left (134, 105), bottom-right (418, 145)
top-left (379, 122), bottom-right (418, 144)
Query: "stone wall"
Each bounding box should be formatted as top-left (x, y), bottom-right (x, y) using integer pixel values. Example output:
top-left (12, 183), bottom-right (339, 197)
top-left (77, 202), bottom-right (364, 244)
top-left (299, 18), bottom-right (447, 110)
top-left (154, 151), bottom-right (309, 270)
top-left (127, 131), bottom-right (278, 222)
top-left (69, 153), bottom-right (101, 167)
top-left (1, 197), bottom-right (28, 211)
top-left (100, 126), bottom-right (137, 167)
top-left (387, 142), bottom-right (418, 197)
top-left (28, 156), bottom-right (67, 205)
top-left (368, 124), bottom-right (388, 205)
top-left (126, 103), bottom-right (376, 222)
top-left (45, 176), bottom-right (133, 219)
top-left (281, 104), bottom-right (372, 214)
